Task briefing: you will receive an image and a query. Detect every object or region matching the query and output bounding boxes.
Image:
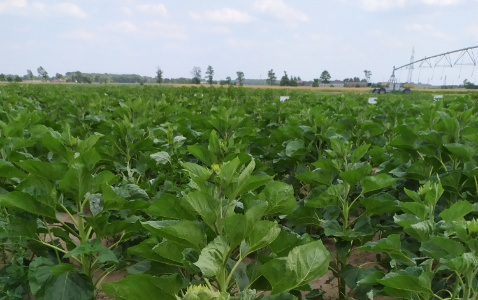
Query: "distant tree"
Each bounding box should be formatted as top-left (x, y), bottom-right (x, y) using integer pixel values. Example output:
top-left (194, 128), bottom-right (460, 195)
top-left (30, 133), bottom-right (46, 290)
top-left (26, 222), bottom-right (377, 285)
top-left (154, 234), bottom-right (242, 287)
top-left (236, 71), bottom-right (244, 86)
top-left (55, 73), bottom-right (64, 80)
top-left (7, 76), bottom-right (13, 82)
top-left (280, 71), bottom-right (290, 86)
top-left (353, 77), bottom-right (360, 82)
top-left (312, 78), bottom-right (319, 87)
top-left (205, 65), bottom-right (214, 85)
top-left (226, 76), bottom-right (232, 85)
top-left (74, 71), bottom-right (83, 83)
top-left (364, 70), bottom-right (372, 82)
top-left (290, 76), bottom-right (298, 87)
top-left (27, 69), bottom-right (34, 81)
top-left (266, 69), bottom-right (276, 86)
top-left (0, 74), bottom-right (5, 81)
top-left (463, 79), bottom-right (478, 89)
top-left (156, 67), bottom-right (163, 84)
top-left (191, 66), bottom-right (201, 84)
top-left (37, 66), bottom-right (48, 81)
top-left (14, 75), bottom-right (22, 82)
top-left (320, 70), bottom-right (331, 84)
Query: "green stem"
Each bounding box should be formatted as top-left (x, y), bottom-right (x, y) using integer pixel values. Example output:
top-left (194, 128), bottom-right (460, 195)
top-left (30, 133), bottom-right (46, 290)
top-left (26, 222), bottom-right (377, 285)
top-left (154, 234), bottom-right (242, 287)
top-left (42, 217), bottom-right (61, 263)
top-left (94, 264), bottom-right (116, 287)
top-left (225, 257), bottom-right (245, 292)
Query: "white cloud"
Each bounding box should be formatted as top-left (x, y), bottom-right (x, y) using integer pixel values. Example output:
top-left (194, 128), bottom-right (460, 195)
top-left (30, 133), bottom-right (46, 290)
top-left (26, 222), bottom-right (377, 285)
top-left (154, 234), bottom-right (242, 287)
top-left (422, 0), bottom-right (460, 5)
top-left (226, 37), bottom-right (255, 49)
top-left (253, 0), bottom-right (309, 24)
top-left (211, 26), bottom-right (231, 34)
top-left (146, 21), bottom-right (187, 39)
top-left (107, 21), bottom-right (137, 34)
top-left (54, 3), bottom-right (87, 18)
top-left (358, 0), bottom-right (406, 11)
top-left (0, 0), bottom-right (29, 15)
top-left (121, 6), bottom-right (132, 15)
top-left (136, 4), bottom-right (167, 16)
top-left (468, 26), bottom-right (478, 40)
top-left (0, 1), bottom-right (86, 18)
top-left (59, 30), bottom-right (98, 41)
top-left (190, 8), bottom-right (253, 23)
top-left (405, 23), bottom-right (451, 40)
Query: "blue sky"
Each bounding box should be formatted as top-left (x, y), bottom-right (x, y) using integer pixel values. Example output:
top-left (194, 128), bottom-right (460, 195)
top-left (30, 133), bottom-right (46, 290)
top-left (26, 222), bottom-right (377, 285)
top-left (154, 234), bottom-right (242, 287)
top-left (1, 0), bottom-right (478, 85)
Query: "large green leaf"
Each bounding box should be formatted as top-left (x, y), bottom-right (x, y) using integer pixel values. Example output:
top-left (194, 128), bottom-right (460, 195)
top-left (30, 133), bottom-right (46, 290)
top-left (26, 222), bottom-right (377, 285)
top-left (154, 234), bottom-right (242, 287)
top-left (312, 159), bottom-right (342, 173)
top-left (439, 200), bottom-right (473, 222)
top-left (258, 181), bottom-right (296, 216)
top-left (304, 184), bottom-right (343, 208)
top-left (42, 133), bottom-right (72, 161)
top-left (152, 240), bottom-right (186, 266)
top-left (296, 169), bottom-right (333, 185)
top-left (361, 234), bottom-right (415, 266)
top-left (146, 194), bottom-right (195, 220)
top-left (194, 235), bottom-right (230, 278)
top-left (102, 274), bottom-right (182, 300)
top-left (377, 267), bottom-right (433, 295)
top-left (29, 257), bottom-right (94, 300)
top-left (208, 130), bottom-right (222, 158)
top-left (403, 220), bottom-right (434, 242)
top-left (350, 144), bottom-right (371, 164)
top-left (217, 157), bottom-right (241, 187)
top-left (142, 220), bottom-right (206, 251)
top-left (443, 252), bottom-right (478, 274)
top-left (401, 202), bottom-right (429, 220)
top-left (285, 139), bottom-right (306, 157)
top-left (224, 213), bottom-right (249, 248)
top-left (243, 220), bottom-right (280, 256)
top-left (59, 162), bottom-right (92, 203)
top-left (260, 241), bottom-right (330, 294)
top-left (360, 193), bottom-right (400, 215)
top-left (361, 174), bottom-right (396, 194)
top-left (184, 191), bottom-right (220, 231)
top-left (181, 162), bottom-right (212, 181)
top-left (340, 164), bottom-right (372, 187)
top-left (444, 143), bottom-right (477, 162)
top-left (187, 145), bottom-right (216, 166)
top-left (0, 191), bottom-right (56, 219)
top-left (150, 151), bottom-right (171, 165)
top-left (0, 159), bottom-right (27, 178)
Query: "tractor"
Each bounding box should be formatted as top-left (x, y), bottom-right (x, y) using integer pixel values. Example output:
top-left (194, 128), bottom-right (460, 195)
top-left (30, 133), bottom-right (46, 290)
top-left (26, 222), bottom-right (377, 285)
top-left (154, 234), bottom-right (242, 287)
top-left (372, 68), bottom-right (412, 94)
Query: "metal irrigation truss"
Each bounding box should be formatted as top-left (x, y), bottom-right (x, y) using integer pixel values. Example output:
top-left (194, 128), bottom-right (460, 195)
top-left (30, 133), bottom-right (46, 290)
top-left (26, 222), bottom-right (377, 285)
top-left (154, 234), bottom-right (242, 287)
top-left (391, 45), bottom-right (478, 86)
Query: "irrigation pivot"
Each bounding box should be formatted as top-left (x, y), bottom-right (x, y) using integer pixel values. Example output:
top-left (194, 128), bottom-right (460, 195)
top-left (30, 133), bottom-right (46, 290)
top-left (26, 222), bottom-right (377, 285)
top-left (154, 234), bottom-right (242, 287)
top-left (372, 45), bottom-right (478, 94)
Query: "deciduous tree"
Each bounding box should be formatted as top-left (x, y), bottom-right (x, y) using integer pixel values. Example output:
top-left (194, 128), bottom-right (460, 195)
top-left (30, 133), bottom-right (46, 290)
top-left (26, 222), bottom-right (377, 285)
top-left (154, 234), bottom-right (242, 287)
top-left (236, 71), bottom-right (244, 86)
top-left (206, 65), bottom-right (214, 85)
top-left (191, 66), bottom-right (201, 84)
top-left (156, 67), bottom-right (163, 84)
top-left (320, 70), bottom-right (331, 84)
top-left (27, 69), bottom-right (33, 81)
top-left (312, 78), bottom-right (319, 87)
top-left (37, 66), bottom-right (49, 81)
top-left (280, 71), bottom-right (290, 86)
top-left (266, 69), bottom-right (276, 86)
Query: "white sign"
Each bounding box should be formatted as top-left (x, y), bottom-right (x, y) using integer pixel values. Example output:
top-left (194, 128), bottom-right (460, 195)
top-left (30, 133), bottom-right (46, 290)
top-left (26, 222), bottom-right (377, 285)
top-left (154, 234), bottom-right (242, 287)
top-left (279, 96), bottom-right (290, 102)
top-left (368, 97), bottom-right (377, 104)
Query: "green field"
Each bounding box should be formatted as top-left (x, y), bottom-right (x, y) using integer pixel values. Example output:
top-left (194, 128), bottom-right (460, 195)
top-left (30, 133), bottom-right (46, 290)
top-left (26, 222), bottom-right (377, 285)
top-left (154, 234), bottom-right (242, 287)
top-left (1, 83), bottom-right (478, 300)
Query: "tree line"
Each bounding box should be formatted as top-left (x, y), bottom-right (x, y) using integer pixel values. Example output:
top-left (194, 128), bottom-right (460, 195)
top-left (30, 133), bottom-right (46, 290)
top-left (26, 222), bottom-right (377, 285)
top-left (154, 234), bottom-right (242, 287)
top-left (0, 66), bottom-right (420, 88)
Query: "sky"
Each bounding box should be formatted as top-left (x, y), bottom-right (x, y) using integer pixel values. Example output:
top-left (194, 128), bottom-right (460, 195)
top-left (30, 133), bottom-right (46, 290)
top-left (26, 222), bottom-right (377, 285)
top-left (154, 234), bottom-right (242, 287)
top-left (1, 0), bottom-right (478, 85)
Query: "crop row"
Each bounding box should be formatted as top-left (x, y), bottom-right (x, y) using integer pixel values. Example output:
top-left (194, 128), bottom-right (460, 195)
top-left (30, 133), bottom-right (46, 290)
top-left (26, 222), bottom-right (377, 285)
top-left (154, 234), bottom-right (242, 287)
top-left (0, 83), bottom-right (477, 300)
